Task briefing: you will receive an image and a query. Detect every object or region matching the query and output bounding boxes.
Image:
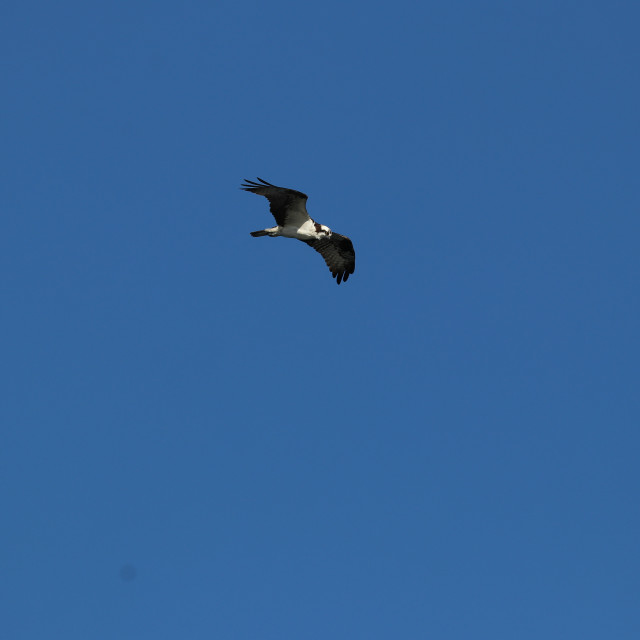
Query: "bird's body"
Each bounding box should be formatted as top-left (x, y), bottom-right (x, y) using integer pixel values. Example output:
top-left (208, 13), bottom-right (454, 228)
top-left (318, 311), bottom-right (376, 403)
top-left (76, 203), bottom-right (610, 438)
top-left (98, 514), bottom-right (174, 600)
top-left (242, 178), bottom-right (355, 284)
top-left (250, 218), bottom-right (329, 241)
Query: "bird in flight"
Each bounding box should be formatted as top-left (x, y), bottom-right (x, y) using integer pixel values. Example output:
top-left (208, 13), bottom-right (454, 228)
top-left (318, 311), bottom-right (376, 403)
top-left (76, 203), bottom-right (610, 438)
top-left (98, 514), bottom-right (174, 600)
top-left (242, 178), bottom-right (356, 285)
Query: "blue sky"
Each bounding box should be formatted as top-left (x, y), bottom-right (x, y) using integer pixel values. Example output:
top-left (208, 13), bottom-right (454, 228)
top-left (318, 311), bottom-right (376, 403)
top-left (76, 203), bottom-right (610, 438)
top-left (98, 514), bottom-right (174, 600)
top-left (2, 1), bottom-right (639, 637)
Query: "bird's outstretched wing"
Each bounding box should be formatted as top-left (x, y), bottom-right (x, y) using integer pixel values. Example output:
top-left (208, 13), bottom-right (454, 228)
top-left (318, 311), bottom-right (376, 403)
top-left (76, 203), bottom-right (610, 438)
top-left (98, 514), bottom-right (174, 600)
top-left (241, 178), bottom-right (310, 228)
top-left (305, 233), bottom-right (356, 285)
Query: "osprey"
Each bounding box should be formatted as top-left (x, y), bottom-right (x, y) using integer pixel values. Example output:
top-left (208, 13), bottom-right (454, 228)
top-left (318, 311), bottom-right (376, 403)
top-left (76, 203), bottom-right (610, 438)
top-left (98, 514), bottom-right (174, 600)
top-left (242, 178), bottom-right (356, 285)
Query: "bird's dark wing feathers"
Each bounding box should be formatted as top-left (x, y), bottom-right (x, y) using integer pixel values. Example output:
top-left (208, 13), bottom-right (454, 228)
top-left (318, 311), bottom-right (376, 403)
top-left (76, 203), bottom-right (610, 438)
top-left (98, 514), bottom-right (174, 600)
top-left (241, 178), bottom-right (310, 227)
top-left (305, 233), bottom-right (356, 285)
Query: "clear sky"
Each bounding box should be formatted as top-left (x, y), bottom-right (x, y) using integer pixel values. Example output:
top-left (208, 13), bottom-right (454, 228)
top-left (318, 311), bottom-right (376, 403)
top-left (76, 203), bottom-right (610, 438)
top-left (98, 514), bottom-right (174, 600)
top-left (2, 1), bottom-right (639, 638)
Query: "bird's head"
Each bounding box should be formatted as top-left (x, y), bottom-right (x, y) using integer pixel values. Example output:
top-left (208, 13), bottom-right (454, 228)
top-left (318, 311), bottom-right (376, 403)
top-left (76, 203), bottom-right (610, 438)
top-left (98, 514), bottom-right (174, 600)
top-left (318, 225), bottom-right (332, 238)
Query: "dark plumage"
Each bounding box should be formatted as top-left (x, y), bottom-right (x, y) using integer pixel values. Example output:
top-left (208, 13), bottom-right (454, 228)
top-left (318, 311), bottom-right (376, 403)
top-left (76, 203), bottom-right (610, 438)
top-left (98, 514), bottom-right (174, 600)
top-left (304, 234), bottom-right (356, 285)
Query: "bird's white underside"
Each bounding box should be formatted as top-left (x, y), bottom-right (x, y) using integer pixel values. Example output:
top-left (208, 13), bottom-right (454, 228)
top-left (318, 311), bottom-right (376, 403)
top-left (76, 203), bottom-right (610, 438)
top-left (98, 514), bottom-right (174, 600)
top-left (265, 220), bottom-right (331, 241)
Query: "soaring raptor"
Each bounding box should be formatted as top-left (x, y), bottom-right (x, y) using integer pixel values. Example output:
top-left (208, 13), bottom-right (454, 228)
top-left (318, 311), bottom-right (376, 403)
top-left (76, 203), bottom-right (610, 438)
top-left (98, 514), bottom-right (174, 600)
top-left (242, 178), bottom-right (356, 285)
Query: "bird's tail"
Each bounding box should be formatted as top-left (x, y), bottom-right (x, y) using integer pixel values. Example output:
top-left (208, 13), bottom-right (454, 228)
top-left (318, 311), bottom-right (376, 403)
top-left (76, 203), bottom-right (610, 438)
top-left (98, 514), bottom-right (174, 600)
top-left (250, 230), bottom-right (269, 237)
